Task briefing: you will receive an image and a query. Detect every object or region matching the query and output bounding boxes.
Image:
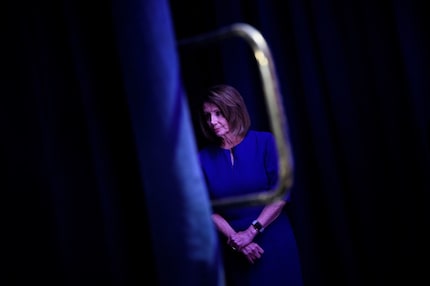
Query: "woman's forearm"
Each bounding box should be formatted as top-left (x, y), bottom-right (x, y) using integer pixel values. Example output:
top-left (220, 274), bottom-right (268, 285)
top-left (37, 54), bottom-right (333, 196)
top-left (212, 213), bottom-right (236, 238)
top-left (252, 200), bottom-right (286, 230)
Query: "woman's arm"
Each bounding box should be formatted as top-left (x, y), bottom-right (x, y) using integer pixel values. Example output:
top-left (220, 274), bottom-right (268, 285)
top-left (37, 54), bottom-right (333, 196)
top-left (253, 199), bottom-right (286, 228)
top-left (229, 199), bottom-right (286, 250)
top-left (212, 213), bottom-right (265, 263)
top-left (211, 213), bottom-right (236, 238)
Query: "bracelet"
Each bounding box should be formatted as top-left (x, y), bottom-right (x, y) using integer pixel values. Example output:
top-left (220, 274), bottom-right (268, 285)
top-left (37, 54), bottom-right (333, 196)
top-left (251, 220), bottom-right (265, 233)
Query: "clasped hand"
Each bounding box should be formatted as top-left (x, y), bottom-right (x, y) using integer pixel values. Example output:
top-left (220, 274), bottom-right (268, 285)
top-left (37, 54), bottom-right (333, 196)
top-left (228, 230), bottom-right (264, 264)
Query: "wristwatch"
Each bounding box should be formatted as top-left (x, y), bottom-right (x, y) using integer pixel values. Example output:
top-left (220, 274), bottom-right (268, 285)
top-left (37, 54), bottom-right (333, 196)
top-left (251, 220), bottom-right (265, 233)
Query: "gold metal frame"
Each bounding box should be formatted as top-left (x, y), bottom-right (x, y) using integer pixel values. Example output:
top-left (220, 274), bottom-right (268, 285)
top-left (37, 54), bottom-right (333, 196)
top-left (179, 23), bottom-right (294, 208)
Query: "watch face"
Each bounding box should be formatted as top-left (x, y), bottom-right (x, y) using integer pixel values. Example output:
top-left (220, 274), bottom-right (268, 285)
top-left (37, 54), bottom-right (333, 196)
top-left (252, 220), bottom-right (264, 232)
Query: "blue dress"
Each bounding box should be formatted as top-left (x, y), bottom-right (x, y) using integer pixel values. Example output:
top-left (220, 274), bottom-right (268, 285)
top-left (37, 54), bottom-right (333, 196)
top-left (199, 130), bottom-right (304, 286)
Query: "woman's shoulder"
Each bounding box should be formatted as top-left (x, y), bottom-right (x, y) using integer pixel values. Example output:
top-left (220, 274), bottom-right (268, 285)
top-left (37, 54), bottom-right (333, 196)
top-left (247, 130), bottom-right (275, 141)
top-left (244, 130), bottom-right (277, 152)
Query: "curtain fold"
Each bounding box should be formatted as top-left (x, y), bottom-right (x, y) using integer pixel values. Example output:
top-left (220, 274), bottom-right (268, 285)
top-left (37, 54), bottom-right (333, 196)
top-left (112, 0), bottom-right (223, 285)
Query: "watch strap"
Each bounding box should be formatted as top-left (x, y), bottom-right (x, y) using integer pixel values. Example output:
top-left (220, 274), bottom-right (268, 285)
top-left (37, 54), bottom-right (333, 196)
top-left (251, 220), bottom-right (265, 233)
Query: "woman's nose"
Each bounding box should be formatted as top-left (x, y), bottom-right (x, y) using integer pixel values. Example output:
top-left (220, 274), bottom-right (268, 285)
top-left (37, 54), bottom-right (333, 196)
top-left (210, 115), bottom-right (217, 124)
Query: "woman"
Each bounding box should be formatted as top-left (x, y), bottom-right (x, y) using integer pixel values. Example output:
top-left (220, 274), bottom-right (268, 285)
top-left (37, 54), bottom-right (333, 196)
top-left (197, 84), bottom-right (304, 285)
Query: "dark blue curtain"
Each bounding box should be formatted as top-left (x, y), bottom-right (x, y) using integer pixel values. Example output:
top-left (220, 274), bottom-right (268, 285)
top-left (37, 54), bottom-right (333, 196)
top-left (4, 0), bottom-right (429, 285)
top-left (4, 0), bottom-right (222, 285)
top-left (171, 0), bottom-right (430, 285)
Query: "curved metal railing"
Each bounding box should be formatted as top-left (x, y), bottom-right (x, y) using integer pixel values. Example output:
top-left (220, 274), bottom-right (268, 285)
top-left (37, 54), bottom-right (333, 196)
top-left (178, 23), bottom-right (294, 208)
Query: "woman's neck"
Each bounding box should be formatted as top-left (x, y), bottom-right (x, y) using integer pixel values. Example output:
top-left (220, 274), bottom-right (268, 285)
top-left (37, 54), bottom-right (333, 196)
top-left (221, 134), bottom-right (243, 149)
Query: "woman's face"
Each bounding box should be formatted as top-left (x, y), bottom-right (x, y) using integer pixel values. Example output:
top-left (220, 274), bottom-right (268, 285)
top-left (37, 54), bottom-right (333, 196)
top-left (203, 102), bottom-right (230, 137)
